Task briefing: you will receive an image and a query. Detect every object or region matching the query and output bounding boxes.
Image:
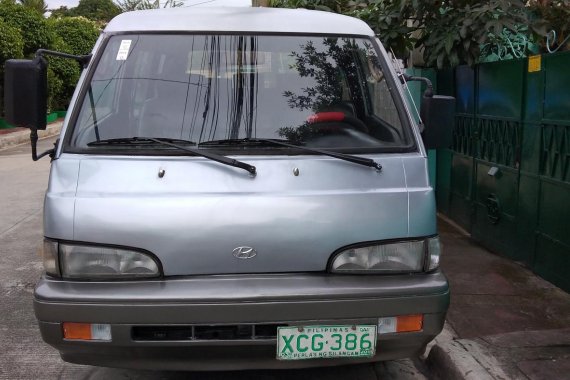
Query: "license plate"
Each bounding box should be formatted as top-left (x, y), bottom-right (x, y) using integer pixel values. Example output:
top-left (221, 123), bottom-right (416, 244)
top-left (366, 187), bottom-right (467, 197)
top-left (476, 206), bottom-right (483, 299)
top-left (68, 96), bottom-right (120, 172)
top-left (277, 325), bottom-right (377, 360)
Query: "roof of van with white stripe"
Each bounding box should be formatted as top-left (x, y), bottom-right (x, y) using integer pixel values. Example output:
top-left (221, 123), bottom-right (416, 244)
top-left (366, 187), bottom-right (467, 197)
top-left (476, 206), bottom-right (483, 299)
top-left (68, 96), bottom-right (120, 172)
top-left (104, 7), bottom-right (375, 36)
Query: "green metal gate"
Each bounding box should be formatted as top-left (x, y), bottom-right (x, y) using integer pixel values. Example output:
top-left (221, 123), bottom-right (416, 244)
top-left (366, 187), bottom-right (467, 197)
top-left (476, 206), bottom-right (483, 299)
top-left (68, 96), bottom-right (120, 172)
top-left (436, 51), bottom-right (570, 292)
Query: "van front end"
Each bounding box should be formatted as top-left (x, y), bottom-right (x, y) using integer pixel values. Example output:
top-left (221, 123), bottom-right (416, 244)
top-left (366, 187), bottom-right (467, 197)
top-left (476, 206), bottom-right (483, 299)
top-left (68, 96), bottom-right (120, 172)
top-left (29, 7), bottom-right (451, 370)
top-left (34, 152), bottom-right (449, 370)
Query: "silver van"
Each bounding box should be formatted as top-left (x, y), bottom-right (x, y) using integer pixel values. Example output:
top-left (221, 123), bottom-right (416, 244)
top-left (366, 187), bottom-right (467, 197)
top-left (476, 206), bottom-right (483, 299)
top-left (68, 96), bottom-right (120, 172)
top-left (5, 7), bottom-right (453, 371)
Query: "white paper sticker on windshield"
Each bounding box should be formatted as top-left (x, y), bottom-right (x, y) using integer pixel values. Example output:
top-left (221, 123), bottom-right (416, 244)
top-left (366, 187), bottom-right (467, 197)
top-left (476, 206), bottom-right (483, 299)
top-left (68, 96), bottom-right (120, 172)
top-left (116, 40), bottom-right (132, 61)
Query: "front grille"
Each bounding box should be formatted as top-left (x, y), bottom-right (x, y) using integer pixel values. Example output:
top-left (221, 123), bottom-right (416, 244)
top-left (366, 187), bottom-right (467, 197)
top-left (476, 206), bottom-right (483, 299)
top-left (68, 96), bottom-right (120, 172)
top-left (132, 324), bottom-right (286, 341)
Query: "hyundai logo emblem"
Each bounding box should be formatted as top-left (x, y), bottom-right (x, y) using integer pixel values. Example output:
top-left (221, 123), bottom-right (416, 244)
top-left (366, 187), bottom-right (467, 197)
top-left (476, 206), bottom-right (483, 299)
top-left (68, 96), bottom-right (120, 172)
top-left (232, 246), bottom-right (257, 259)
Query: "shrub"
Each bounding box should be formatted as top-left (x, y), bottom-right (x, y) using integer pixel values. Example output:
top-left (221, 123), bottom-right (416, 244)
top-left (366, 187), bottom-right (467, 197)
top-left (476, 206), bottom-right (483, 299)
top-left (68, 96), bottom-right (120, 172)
top-left (46, 37), bottom-right (80, 111)
top-left (0, 18), bottom-right (24, 116)
top-left (0, 18), bottom-right (23, 70)
top-left (46, 17), bottom-right (99, 110)
top-left (0, 0), bottom-right (52, 57)
top-left (48, 16), bottom-right (100, 55)
top-left (70, 0), bottom-right (120, 22)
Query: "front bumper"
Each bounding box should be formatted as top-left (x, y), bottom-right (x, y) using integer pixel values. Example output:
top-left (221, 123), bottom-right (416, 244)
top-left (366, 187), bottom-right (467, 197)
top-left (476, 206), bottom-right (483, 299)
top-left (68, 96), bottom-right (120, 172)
top-left (34, 271), bottom-right (450, 370)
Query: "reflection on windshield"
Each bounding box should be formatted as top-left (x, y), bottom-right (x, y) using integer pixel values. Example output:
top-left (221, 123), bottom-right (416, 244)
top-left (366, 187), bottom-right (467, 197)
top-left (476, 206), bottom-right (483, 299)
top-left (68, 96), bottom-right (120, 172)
top-left (71, 34), bottom-right (409, 152)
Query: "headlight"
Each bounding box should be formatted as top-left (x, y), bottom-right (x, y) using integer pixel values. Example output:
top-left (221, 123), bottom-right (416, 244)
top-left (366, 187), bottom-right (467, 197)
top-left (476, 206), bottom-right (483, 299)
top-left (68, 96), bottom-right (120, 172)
top-left (42, 240), bottom-right (161, 279)
top-left (426, 236), bottom-right (441, 271)
top-left (42, 239), bottom-right (60, 277)
top-left (60, 243), bottom-right (160, 279)
top-left (329, 236), bottom-right (441, 274)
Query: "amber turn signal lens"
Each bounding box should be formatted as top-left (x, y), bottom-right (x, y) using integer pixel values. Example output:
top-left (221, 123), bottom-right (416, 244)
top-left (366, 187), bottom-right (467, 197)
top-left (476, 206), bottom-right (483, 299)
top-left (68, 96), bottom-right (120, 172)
top-left (63, 322), bottom-right (92, 340)
top-left (396, 314), bottom-right (423, 332)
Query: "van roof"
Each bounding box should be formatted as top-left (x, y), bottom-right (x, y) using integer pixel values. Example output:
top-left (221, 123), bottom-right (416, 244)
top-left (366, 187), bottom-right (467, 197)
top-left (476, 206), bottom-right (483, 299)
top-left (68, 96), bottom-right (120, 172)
top-left (104, 7), bottom-right (375, 36)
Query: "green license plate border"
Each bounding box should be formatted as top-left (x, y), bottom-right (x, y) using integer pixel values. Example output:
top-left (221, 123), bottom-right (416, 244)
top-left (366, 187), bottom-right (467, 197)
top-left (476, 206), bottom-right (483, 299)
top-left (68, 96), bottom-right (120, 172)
top-left (276, 324), bottom-right (378, 361)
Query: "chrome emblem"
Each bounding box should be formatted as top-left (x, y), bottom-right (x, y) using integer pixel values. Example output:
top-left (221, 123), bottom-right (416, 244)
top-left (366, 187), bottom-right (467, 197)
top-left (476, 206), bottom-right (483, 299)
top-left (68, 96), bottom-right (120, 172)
top-left (232, 246), bottom-right (257, 259)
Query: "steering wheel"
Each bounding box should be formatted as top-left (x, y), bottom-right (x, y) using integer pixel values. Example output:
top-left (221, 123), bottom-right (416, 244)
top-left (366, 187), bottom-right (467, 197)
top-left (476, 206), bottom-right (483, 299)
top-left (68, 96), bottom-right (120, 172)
top-left (306, 112), bottom-right (369, 134)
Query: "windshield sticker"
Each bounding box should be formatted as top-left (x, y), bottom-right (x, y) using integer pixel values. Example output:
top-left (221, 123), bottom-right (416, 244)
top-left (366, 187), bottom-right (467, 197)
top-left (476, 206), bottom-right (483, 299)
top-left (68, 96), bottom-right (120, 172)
top-left (116, 40), bottom-right (132, 61)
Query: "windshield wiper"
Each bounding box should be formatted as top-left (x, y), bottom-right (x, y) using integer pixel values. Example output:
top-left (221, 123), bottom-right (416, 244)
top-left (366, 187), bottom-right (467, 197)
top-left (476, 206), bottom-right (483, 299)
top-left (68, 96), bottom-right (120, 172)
top-left (88, 137), bottom-right (197, 146)
top-left (88, 137), bottom-right (256, 176)
top-left (200, 138), bottom-right (382, 171)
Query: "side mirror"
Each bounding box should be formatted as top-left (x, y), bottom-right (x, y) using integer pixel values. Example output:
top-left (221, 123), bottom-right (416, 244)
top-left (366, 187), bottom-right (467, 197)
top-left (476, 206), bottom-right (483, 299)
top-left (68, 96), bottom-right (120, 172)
top-left (4, 57), bottom-right (48, 130)
top-left (420, 95), bottom-right (455, 149)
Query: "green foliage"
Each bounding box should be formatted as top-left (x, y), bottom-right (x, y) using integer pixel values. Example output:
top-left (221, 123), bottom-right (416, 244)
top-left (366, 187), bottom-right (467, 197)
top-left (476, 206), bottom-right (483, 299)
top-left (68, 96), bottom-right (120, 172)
top-left (18, 0), bottom-right (47, 14)
top-left (117, 0), bottom-right (183, 11)
top-left (48, 16), bottom-right (99, 55)
top-left (269, 0), bottom-right (349, 12)
top-left (480, 24), bottom-right (538, 62)
top-left (277, 38), bottom-right (365, 142)
top-left (270, 0), bottom-right (546, 68)
top-left (45, 37), bottom-right (80, 111)
top-left (0, 18), bottom-right (24, 116)
top-left (47, 66), bottom-right (64, 113)
top-left (347, 1), bottom-right (417, 58)
top-left (0, 0), bottom-right (52, 57)
top-left (419, 1), bottom-right (529, 68)
top-left (47, 17), bottom-right (99, 110)
top-left (68, 0), bottom-right (120, 22)
top-left (0, 18), bottom-right (23, 64)
top-left (528, 0), bottom-right (570, 52)
top-left (49, 6), bottom-right (71, 18)
top-left (284, 39), bottom-right (358, 112)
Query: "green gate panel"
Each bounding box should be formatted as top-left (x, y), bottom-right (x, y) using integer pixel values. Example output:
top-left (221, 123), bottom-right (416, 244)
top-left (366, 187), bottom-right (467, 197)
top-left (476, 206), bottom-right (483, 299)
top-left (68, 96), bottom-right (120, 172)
top-left (535, 235), bottom-right (570, 292)
top-left (449, 153), bottom-right (473, 231)
top-left (447, 66), bottom-right (476, 232)
top-left (476, 118), bottom-right (521, 168)
top-left (520, 123), bottom-right (542, 175)
top-left (524, 59), bottom-right (544, 122)
top-left (471, 59), bottom-right (524, 262)
top-left (453, 115), bottom-right (477, 156)
top-left (543, 51), bottom-right (570, 121)
top-left (436, 149), bottom-right (453, 214)
top-left (477, 59), bottom-right (525, 119)
top-left (516, 173), bottom-right (539, 265)
top-left (538, 180), bottom-right (570, 247)
top-left (472, 161), bottom-right (520, 260)
top-left (540, 124), bottom-right (570, 183)
top-left (455, 66), bottom-right (475, 114)
top-left (474, 163), bottom-right (519, 215)
top-left (437, 52), bottom-right (570, 292)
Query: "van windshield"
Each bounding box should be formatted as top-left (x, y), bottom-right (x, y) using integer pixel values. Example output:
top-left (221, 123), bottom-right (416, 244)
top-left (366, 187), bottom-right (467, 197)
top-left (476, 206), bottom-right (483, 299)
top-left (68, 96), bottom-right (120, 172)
top-left (69, 34), bottom-right (413, 153)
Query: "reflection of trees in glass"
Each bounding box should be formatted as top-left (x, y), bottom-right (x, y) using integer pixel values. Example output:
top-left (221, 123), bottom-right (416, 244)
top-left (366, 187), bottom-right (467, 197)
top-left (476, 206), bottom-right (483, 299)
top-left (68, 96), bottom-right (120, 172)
top-left (283, 38), bottom-right (361, 112)
top-left (279, 38), bottom-right (363, 142)
top-left (278, 124), bottom-right (318, 143)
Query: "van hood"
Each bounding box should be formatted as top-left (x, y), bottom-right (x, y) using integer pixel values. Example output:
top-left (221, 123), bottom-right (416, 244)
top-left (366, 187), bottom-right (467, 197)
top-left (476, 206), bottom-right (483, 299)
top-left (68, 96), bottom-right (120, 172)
top-left (44, 154), bottom-right (435, 276)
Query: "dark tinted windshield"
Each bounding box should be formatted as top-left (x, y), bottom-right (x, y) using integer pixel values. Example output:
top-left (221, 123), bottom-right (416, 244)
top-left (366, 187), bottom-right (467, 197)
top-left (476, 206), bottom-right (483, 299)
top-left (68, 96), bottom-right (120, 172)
top-left (69, 34), bottom-right (412, 152)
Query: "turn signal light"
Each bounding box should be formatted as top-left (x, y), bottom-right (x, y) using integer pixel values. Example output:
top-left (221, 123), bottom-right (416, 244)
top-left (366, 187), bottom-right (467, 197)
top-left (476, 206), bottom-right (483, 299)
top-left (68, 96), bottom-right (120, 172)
top-left (62, 322), bottom-right (111, 341)
top-left (396, 314), bottom-right (423, 332)
top-left (378, 314), bottom-right (423, 334)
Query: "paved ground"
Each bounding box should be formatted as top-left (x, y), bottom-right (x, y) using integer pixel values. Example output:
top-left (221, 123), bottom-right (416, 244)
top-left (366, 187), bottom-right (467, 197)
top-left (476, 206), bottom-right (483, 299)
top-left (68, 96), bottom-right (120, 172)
top-left (436, 219), bottom-right (570, 380)
top-left (0, 137), bottom-right (427, 380)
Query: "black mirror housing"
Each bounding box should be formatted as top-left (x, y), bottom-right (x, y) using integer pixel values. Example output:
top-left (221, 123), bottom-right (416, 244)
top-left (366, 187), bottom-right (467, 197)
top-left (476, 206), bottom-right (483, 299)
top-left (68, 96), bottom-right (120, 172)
top-left (420, 95), bottom-right (455, 150)
top-left (4, 57), bottom-right (48, 130)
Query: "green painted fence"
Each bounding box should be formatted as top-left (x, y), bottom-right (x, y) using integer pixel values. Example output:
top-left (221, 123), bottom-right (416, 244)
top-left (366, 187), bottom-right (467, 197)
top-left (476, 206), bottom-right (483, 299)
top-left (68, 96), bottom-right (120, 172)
top-left (436, 51), bottom-right (570, 292)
